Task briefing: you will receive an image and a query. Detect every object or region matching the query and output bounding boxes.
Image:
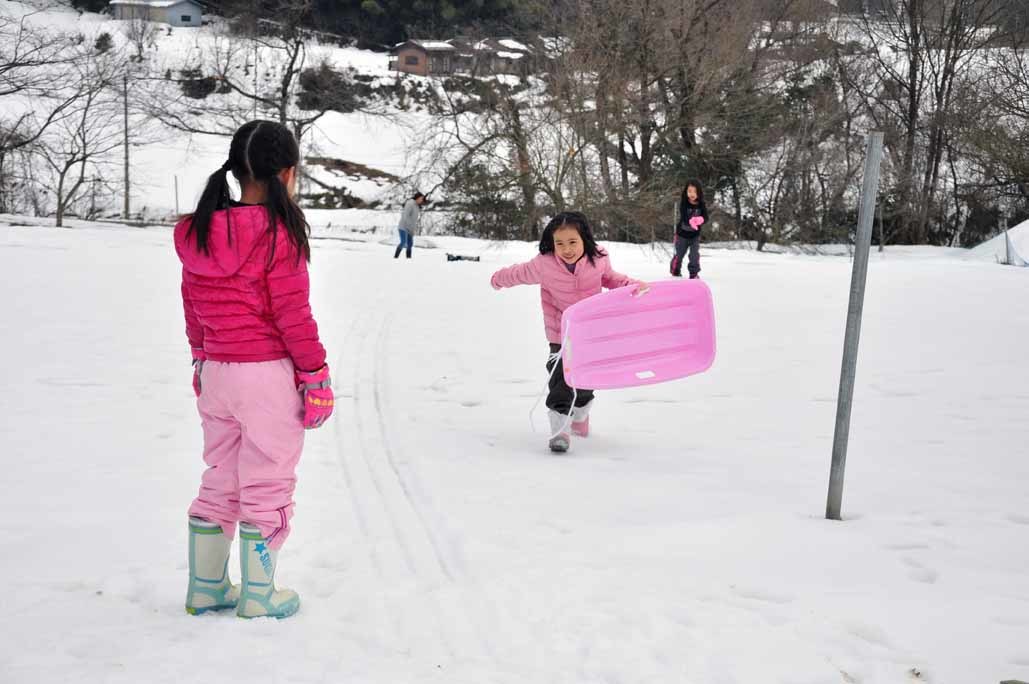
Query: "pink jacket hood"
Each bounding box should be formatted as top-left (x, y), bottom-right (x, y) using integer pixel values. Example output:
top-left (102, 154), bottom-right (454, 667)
top-left (175, 206), bottom-right (269, 277)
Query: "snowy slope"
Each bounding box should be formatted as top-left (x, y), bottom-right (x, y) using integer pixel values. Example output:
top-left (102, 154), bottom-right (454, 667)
top-left (970, 219), bottom-right (1029, 266)
top-left (2, 1), bottom-right (432, 218)
top-left (1, 223), bottom-right (1028, 683)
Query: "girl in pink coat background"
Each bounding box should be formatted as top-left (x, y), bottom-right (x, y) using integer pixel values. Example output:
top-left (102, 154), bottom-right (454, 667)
top-left (491, 211), bottom-right (647, 453)
top-left (175, 120), bottom-right (333, 619)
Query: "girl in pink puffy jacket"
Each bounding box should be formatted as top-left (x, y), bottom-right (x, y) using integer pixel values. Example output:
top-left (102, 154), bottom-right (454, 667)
top-left (175, 120), bottom-right (331, 619)
top-left (491, 211), bottom-right (646, 453)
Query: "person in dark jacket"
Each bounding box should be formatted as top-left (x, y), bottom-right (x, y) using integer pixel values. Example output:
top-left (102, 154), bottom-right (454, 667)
top-left (671, 180), bottom-right (707, 279)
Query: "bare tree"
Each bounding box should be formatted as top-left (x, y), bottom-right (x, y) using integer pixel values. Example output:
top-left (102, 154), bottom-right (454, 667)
top-left (840, 0), bottom-right (1016, 243)
top-left (0, 6), bottom-right (79, 213)
top-left (537, 0), bottom-right (847, 244)
top-left (953, 35), bottom-right (1029, 238)
top-left (35, 47), bottom-right (125, 226)
top-left (414, 78), bottom-right (546, 239)
top-left (139, 0), bottom-right (330, 139)
top-left (407, 0), bottom-right (845, 243)
top-left (121, 7), bottom-right (159, 63)
top-left (136, 0), bottom-right (393, 202)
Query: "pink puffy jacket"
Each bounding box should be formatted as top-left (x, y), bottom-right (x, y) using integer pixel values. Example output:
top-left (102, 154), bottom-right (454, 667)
top-left (491, 251), bottom-right (638, 344)
top-left (175, 206), bottom-right (326, 372)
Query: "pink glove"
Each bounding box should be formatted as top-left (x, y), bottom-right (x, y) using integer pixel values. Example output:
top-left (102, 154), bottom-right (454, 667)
top-left (689, 216), bottom-right (705, 229)
top-left (191, 348), bottom-right (206, 397)
top-left (296, 364), bottom-right (334, 429)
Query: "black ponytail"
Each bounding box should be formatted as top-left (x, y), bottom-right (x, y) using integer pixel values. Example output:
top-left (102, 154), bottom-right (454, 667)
top-left (186, 160), bottom-right (233, 255)
top-left (265, 173), bottom-right (310, 265)
top-left (185, 119), bottom-right (310, 265)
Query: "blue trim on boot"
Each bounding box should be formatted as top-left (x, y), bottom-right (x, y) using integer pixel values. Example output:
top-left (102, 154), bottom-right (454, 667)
top-left (237, 525), bottom-right (300, 619)
top-left (185, 519), bottom-right (238, 615)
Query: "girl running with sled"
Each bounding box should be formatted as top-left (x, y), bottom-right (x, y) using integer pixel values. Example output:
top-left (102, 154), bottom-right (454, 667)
top-left (175, 120), bottom-right (333, 619)
top-left (490, 211), bottom-right (646, 453)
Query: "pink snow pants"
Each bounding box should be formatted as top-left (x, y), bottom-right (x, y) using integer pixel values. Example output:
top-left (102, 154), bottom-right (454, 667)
top-left (188, 359), bottom-right (305, 550)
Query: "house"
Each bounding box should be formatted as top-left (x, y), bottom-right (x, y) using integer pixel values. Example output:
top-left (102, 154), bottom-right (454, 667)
top-left (488, 38), bottom-right (537, 75)
top-left (445, 39), bottom-right (483, 75)
top-left (109, 0), bottom-right (203, 27)
top-left (389, 37), bottom-right (547, 77)
top-left (388, 40), bottom-right (458, 76)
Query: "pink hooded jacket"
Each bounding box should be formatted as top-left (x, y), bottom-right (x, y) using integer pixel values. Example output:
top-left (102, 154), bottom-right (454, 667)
top-left (491, 251), bottom-right (638, 344)
top-left (174, 206), bottom-right (326, 372)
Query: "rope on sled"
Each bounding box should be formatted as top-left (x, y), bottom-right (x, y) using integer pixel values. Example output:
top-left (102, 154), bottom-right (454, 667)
top-left (529, 333), bottom-right (576, 439)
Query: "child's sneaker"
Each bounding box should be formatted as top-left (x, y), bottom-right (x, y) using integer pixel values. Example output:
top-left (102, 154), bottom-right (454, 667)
top-left (571, 401), bottom-right (592, 437)
top-left (185, 517), bottom-right (239, 615)
top-left (548, 410), bottom-right (571, 453)
top-left (237, 522), bottom-right (300, 619)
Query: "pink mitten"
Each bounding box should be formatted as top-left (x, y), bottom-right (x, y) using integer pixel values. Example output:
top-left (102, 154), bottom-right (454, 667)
top-left (191, 348), bottom-right (206, 397)
top-left (689, 216), bottom-right (705, 229)
top-left (296, 365), bottom-right (334, 429)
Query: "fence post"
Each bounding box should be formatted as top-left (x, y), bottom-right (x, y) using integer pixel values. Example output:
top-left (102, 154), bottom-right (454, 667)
top-left (826, 131), bottom-right (884, 521)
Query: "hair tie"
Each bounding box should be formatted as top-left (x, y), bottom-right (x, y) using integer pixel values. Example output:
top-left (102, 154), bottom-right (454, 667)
top-left (220, 160), bottom-right (232, 172)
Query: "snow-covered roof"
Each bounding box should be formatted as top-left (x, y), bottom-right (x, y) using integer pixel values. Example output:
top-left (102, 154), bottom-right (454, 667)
top-left (410, 40), bottom-right (456, 51)
top-left (497, 38), bottom-right (531, 52)
top-left (109, 0), bottom-right (202, 7)
top-left (496, 51), bottom-right (524, 60)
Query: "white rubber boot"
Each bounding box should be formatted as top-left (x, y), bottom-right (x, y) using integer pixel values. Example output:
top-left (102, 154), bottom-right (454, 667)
top-left (236, 522), bottom-right (300, 619)
top-left (548, 410), bottom-right (571, 453)
top-left (185, 517), bottom-right (240, 615)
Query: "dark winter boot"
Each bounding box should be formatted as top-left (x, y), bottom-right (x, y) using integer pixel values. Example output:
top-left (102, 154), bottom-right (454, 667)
top-left (394, 245), bottom-right (403, 259)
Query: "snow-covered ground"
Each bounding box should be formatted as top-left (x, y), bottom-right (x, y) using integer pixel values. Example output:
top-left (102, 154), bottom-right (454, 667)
top-left (1, 222), bottom-right (1027, 683)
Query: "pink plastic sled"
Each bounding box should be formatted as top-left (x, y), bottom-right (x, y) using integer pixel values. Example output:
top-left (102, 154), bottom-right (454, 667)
top-left (559, 279), bottom-right (716, 390)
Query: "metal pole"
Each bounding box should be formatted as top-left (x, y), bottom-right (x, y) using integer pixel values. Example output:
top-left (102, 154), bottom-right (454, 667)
top-left (877, 201), bottom-right (884, 253)
top-left (253, 42), bottom-right (258, 119)
top-left (827, 131), bottom-right (884, 521)
top-left (1003, 215), bottom-right (1010, 266)
top-left (123, 72), bottom-right (130, 220)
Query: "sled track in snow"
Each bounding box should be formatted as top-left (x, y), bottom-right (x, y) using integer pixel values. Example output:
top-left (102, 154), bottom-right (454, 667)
top-left (371, 314), bottom-right (456, 581)
top-left (333, 297), bottom-right (499, 664)
top-left (336, 306), bottom-right (452, 581)
top-left (334, 304), bottom-right (456, 658)
top-left (331, 307), bottom-right (388, 576)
